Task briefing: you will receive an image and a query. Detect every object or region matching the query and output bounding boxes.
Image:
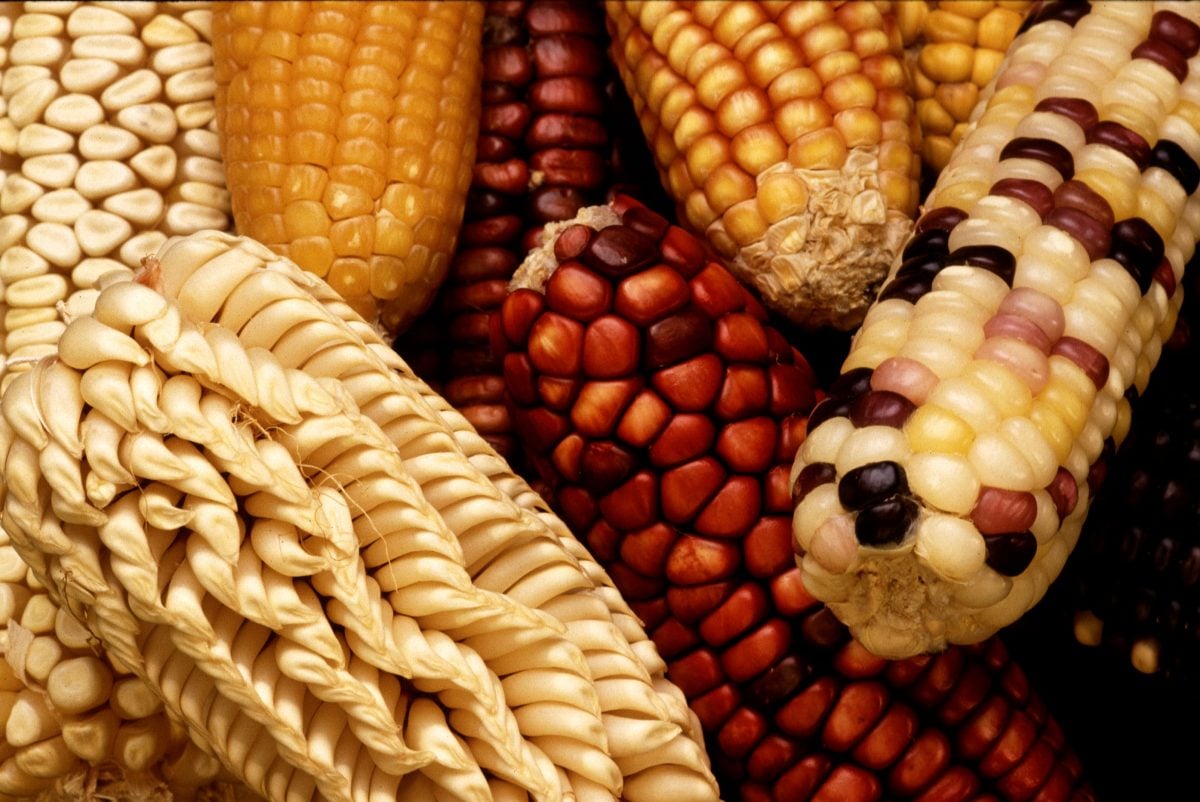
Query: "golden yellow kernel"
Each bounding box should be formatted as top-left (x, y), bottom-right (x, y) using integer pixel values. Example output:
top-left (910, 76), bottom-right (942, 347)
top-left (824, 73), bottom-right (877, 112)
top-left (930, 179), bottom-right (988, 212)
top-left (659, 83), bottom-right (698, 130)
top-left (721, 199), bottom-right (769, 246)
top-left (288, 130), bottom-right (335, 167)
top-left (917, 97), bottom-right (956, 135)
top-left (774, 97), bottom-right (833, 143)
top-left (667, 158), bottom-right (694, 198)
top-left (667, 23), bottom-right (711, 76)
top-left (1039, 379), bottom-right (1092, 435)
top-left (962, 360), bottom-right (1034, 419)
top-left (851, 28), bottom-right (890, 60)
top-left (650, 8), bottom-right (691, 55)
top-left (812, 50), bottom-right (862, 84)
top-left (1028, 402), bottom-right (1075, 463)
top-left (733, 22), bottom-right (781, 65)
top-left (646, 67), bottom-right (681, 116)
top-left (775, 1), bottom-right (836, 39)
top-left (685, 188), bottom-right (719, 231)
top-left (730, 123), bottom-right (788, 175)
top-left (896, 1), bottom-right (930, 45)
top-left (329, 216), bottom-right (373, 259)
top-left (685, 130), bottom-right (732, 188)
top-left (695, 59), bottom-right (749, 111)
top-left (674, 106), bottom-right (718, 152)
top-left (686, 41), bottom-right (730, 87)
top-left (1137, 188), bottom-right (1176, 242)
top-left (862, 53), bottom-right (907, 90)
top-left (878, 138), bottom-right (914, 175)
top-left (978, 7), bottom-right (1026, 52)
top-left (934, 82), bottom-right (980, 125)
top-left (288, 236), bottom-right (334, 277)
top-left (911, 63), bottom-right (938, 98)
top-left (712, 2), bottom-right (770, 50)
top-left (800, 20), bottom-right (852, 62)
top-left (716, 86), bottom-right (771, 137)
top-left (876, 87), bottom-right (914, 122)
top-left (328, 255), bottom-right (370, 299)
top-left (918, 42), bottom-right (975, 84)
top-left (833, 108), bottom-right (881, 148)
top-left (788, 128), bottom-right (848, 170)
top-left (281, 199), bottom-right (330, 239)
top-left (1102, 103), bottom-right (1158, 149)
top-left (704, 162), bottom-right (756, 215)
top-left (368, 254), bottom-right (408, 300)
top-left (925, 9), bottom-right (979, 44)
top-left (946, 1), bottom-right (1000, 20)
top-left (923, 136), bottom-right (957, 173)
top-left (756, 171), bottom-right (810, 224)
top-left (905, 403), bottom-right (975, 455)
top-left (653, 127), bottom-right (679, 169)
top-left (745, 38), bottom-right (803, 88)
top-left (1074, 167), bottom-right (1138, 222)
top-left (373, 216), bottom-right (413, 258)
top-left (1113, 396), bottom-right (1133, 446)
top-left (766, 66), bottom-right (823, 105)
top-left (880, 170), bottom-right (918, 216)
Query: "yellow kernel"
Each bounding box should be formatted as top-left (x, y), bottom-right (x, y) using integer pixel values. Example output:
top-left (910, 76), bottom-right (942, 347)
top-left (684, 189), bottom-right (718, 231)
top-left (935, 83), bottom-right (981, 125)
top-left (1112, 396), bottom-right (1133, 445)
top-left (688, 42), bottom-right (735, 89)
top-left (696, 59), bottom-right (750, 111)
top-left (1102, 103), bottom-right (1158, 148)
top-left (281, 200), bottom-right (330, 239)
top-left (722, 200), bottom-right (768, 247)
top-left (1073, 168), bottom-right (1137, 222)
top-left (911, 64), bottom-right (937, 99)
top-left (731, 123), bottom-right (787, 175)
top-left (650, 9), bottom-right (690, 55)
top-left (776, 1), bottom-right (835, 39)
top-left (978, 7), bottom-right (1025, 51)
top-left (766, 67), bottom-right (823, 106)
top-left (925, 9), bottom-right (979, 44)
top-left (896, 0), bottom-right (929, 44)
top-left (918, 42), bottom-right (976, 84)
top-left (833, 108), bottom-right (881, 148)
top-left (878, 139), bottom-right (914, 175)
top-left (877, 87), bottom-right (915, 123)
top-left (788, 128), bottom-right (848, 170)
top-left (328, 256), bottom-right (370, 300)
top-left (881, 171), bottom-right (918, 216)
top-left (905, 404), bottom-right (976, 455)
top-left (321, 181), bottom-right (373, 221)
top-left (1028, 401), bottom-right (1075, 463)
top-left (824, 73), bottom-right (877, 112)
top-left (704, 162), bottom-right (756, 215)
top-left (851, 28), bottom-right (890, 60)
top-left (929, 180), bottom-right (988, 213)
top-left (971, 48), bottom-right (1006, 88)
top-left (667, 159), bottom-right (694, 198)
top-left (800, 21), bottom-right (851, 62)
top-left (282, 164), bottom-right (328, 203)
top-left (667, 24), bottom-right (711, 77)
top-left (374, 216), bottom-right (413, 258)
top-left (733, 22), bottom-right (781, 64)
top-left (960, 360), bottom-right (1033, 419)
top-left (774, 97), bottom-right (833, 143)
top-left (288, 236), bottom-right (334, 277)
top-left (834, 0), bottom-right (884, 33)
top-left (745, 37), bottom-right (802, 87)
top-left (812, 50), bottom-right (862, 85)
top-left (659, 84), bottom-right (697, 130)
top-left (1137, 188), bottom-right (1175, 243)
top-left (756, 171), bottom-right (809, 224)
top-left (329, 217), bottom-right (373, 258)
top-left (917, 97), bottom-right (956, 135)
top-left (712, 2), bottom-right (769, 50)
top-left (673, 106), bottom-right (717, 152)
top-left (685, 131), bottom-right (732, 187)
top-left (1037, 379), bottom-right (1091, 436)
top-left (716, 86), bottom-right (771, 137)
top-left (863, 53), bottom-right (907, 91)
top-left (381, 183), bottom-right (426, 227)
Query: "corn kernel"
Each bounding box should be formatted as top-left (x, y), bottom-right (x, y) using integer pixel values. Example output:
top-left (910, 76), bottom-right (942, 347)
top-left (755, 171), bottom-right (809, 224)
top-left (731, 123), bottom-right (788, 175)
top-left (787, 128), bottom-right (847, 170)
top-left (746, 38), bottom-right (802, 88)
top-left (722, 200), bottom-right (768, 247)
top-left (774, 97), bottom-right (833, 143)
top-left (905, 403), bottom-right (976, 455)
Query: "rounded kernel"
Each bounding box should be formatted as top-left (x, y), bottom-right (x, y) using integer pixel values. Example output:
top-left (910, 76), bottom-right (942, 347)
top-left (915, 514), bottom-right (987, 582)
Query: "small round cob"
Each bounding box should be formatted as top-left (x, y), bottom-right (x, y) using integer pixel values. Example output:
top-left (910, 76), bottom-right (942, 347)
top-left (790, 0), bottom-right (1200, 658)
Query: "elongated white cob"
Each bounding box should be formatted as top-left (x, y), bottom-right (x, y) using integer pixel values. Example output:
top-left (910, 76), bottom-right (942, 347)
top-left (790, 0), bottom-right (1200, 658)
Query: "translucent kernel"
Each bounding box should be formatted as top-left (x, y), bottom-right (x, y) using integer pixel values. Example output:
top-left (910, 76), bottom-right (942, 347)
top-left (906, 452), bottom-right (979, 516)
top-left (931, 265), bottom-right (1009, 313)
top-left (915, 514), bottom-right (987, 582)
top-left (896, 336), bottom-right (971, 380)
top-left (905, 403), bottom-right (975, 455)
top-left (926, 377), bottom-right (1002, 434)
top-left (1030, 490), bottom-right (1059, 545)
top-left (798, 416), bottom-right (855, 466)
top-left (959, 360), bottom-right (1032, 419)
top-left (834, 425), bottom-right (911, 476)
top-left (969, 431), bottom-right (1037, 492)
top-left (793, 483), bottom-right (842, 553)
top-left (951, 566), bottom-right (1012, 610)
top-left (998, 417), bottom-right (1059, 488)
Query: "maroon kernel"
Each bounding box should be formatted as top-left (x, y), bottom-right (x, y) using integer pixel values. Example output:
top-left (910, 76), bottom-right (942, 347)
top-left (1052, 179), bottom-right (1115, 231)
top-left (1086, 120), bottom-right (1151, 170)
top-left (1153, 256), bottom-right (1177, 298)
top-left (1132, 38), bottom-right (1189, 82)
top-left (537, 376), bottom-right (580, 410)
top-left (769, 363), bottom-right (817, 416)
top-left (500, 287), bottom-right (545, 345)
top-left (660, 224), bottom-right (709, 277)
top-left (622, 203), bottom-right (672, 241)
top-left (714, 313), bottom-right (770, 362)
top-left (598, 470), bottom-right (658, 531)
top-left (913, 205), bottom-right (968, 234)
top-left (718, 708), bottom-right (768, 760)
top-left (502, 352), bottom-right (538, 405)
top-left (661, 456), bottom-right (725, 523)
top-left (545, 261), bottom-right (612, 320)
top-left (527, 114), bottom-right (607, 150)
top-left (745, 518), bottom-right (795, 578)
top-left (644, 309), bottom-right (714, 369)
top-left (691, 263), bottom-right (749, 318)
top-left (793, 462), bottom-right (837, 505)
top-left (582, 315), bottom-right (640, 378)
top-left (618, 522), bottom-right (676, 578)
top-left (1050, 336), bottom-right (1109, 389)
top-left (648, 413), bottom-right (717, 468)
top-left (720, 620), bottom-right (790, 683)
top-left (848, 390), bottom-right (916, 428)
top-left (667, 581), bottom-right (737, 623)
top-left (1151, 9), bottom-right (1200, 57)
top-left (990, 178), bottom-right (1054, 219)
top-left (999, 137), bottom-right (1074, 179)
top-left (651, 353), bottom-right (723, 411)
top-left (614, 265), bottom-right (691, 326)
top-left (579, 440), bottom-right (637, 494)
top-left (1045, 206), bottom-right (1111, 261)
top-left (1047, 466), bottom-right (1079, 520)
top-left (984, 531), bottom-right (1038, 576)
top-left (1033, 96), bottom-right (1099, 131)
top-left (553, 223), bottom-right (594, 261)
top-left (971, 487), bottom-right (1038, 535)
top-left (531, 34), bottom-right (605, 77)
top-left (715, 364), bottom-right (769, 420)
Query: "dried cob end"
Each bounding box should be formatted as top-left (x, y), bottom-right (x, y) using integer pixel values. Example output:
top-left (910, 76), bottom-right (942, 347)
top-left (790, 2), bottom-right (1200, 658)
top-left (604, 0), bottom-right (920, 330)
top-left (899, 1), bottom-right (1034, 176)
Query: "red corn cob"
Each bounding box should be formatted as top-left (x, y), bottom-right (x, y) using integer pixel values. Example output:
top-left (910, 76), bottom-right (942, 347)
top-left (495, 195), bottom-right (1096, 802)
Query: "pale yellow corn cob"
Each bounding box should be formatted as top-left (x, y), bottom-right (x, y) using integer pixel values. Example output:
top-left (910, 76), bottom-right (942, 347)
top-left (605, 0), bottom-right (921, 330)
top-left (899, 0), bottom-right (1034, 174)
top-left (212, 1), bottom-right (482, 336)
top-left (0, 0), bottom-right (232, 393)
top-left (790, 1), bottom-right (1200, 658)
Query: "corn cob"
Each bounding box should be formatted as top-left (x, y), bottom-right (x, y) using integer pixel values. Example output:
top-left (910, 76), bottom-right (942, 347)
top-left (0, 229), bottom-right (720, 802)
top-left (789, 0), bottom-right (1200, 659)
top-left (212, 1), bottom-right (482, 336)
top-left (496, 196), bottom-right (1095, 802)
top-left (604, 0), bottom-right (921, 330)
top-left (899, 1), bottom-right (1035, 178)
top-left (0, 0), bottom-right (231, 393)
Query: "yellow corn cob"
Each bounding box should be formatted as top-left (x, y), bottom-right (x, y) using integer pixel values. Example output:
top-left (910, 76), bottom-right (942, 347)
top-left (605, 0), bottom-right (920, 330)
top-left (899, 0), bottom-right (1034, 175)
top-left (0, 0), bottom-right (231, 393)
top-left (789, 0), bottom-right (1200, 658)
top-left (212, 1), bottom-right (482, 335)
top-left (0, 229), bottom-right (720, 802)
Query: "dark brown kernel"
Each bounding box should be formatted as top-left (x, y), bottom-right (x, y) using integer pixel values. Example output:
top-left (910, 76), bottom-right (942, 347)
top-left (748, 654), bottom-right (811, 708)
top-left (531, 34), bottom-right (605, 77)
top-left (530, 186), bottom-right (587, 223)
top-left (579, 440), bottom-right (637, 494)
top-left (894, 252), bottom-right (946, 282)
top-left (668, 581), bottom-right (736, 624)
top-left (622, 204), bottom-right (671, 241)
top-left (990, 178), bottom-right (1054, 219)
top-left (805, 397), bottom-right (852, 432)
top-left (855, 495), bottom-right (919, 546)
top-left (984, 531), bottom-right (1038, 576)
top-left (913, 205), bottom-right (968, 235)
top-left (645, 309), bottom-right (714, 369)
top-left (1109, 217), bottom-right (1165, 293)
top-left (529, 76), bottom-right (605, 114)
top-left (1052, 179), bottom-right (1115, 230)
top-left (1132, 38), bottom-right (1189, 82)
top-left (999, 137), bottom-right (1075, 179)
top-left (581, 225), bottom-right (659, 277)
top-left (902, 227), bottom-right (951, 261)
top-left (830, 367), bottom-right (875, 401)
top-left (502, 353), bottom-right (537, 405)
top-left (849, 390), bottom-right (916, 428)
top-left (1151, 140), bottom-right (1200, 195)
top-left (769, 364), bottom-right (817, 417)
top-left (793, 462), bottom-right (837, 505)
top-left (877, 274), bottom-right (933, 304)
top-left (1045, 206), bottom-right (1111, 261)
top-left (1153, 256), bottom-right (1177, 297)
top-left (527, 114), bottom-right (607, 150)
top-left (531, 148), bottom-right (606, 188)
top-left (1086, 120), bottom-right (1151, 170)
top-left (945, 245), bottom-right (1016, 285)
top-left (1151, 9), bottom-right (1200, 57)
top-left (1033, 96), bottom-right (1099, 131)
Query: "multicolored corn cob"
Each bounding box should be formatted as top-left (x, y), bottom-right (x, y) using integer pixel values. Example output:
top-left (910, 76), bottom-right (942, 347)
top-left (790, 1), bottom-right (1200, 659)
top-left (496, 196), bottom-right (1095, 802)
top-left (899, 1), bottom-right (1035, 177)
top-left (212, 1), bottom-right (483, 334)
top-left (605, 1), bottom-right (921, 331)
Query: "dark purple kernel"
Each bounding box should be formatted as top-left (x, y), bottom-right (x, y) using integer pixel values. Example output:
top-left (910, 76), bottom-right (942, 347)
top-left (1085, 121), bottom-right (1151, 170)
top-left (877, 274), bottom-right (934, 304)
top-left (945, 245), bottom-right (1016, 285)
top-left (984, 532), bottom-right (1038, 576)
top-left (829, 367), bottom-right (875, 401)
top-left (1131, 39), bottom-right (1189, 83)
top-left (581, 225), bottom-right (659, 278)
top-left (838, 461), bottom-right (908, 511)
top-left (1036, 0), bottom-right (1091, 27)
top-left (1053, 179), bottom-right (1115, 230)
top-left (805, 397), bottom-right (852, 432)
top-left (902, 227), bottom-right (951, 261)
top-left (1034, 96), bottom-right (1099, 131)
top-left (1108, 217), bottom-right (1165, 294)
top-left (749, 655), bottom-right (812, 708)
top-left (1047, 467), bottom-right (1079, 520)
top-left (793, 462), bottom-right (837, 505)
top-left (622, 204), bottom-right (671, 242)
top-left (644, 309), bottom-right (714, 369)
top-left (999, 137), bottom-right (1075, 179)
top-left (1150, 140), bottom-right (1200, 195)
top-left (848, 390), bottom-right (916, 428)
top-left (1045, 206), bottom-right (1111, 261)
top-left (990, 178), bottom-right (1054, 219)
top-left (1151, 10), bottom-right (1200, 58)
top-left (854, 495), bottom-right (919, 546)
top-left (895, 253), bottom-right (946, 282)
top-left (1050, 336), bottom-right (1109, 390)
top-left (913, 206), bottom-right (969, 235)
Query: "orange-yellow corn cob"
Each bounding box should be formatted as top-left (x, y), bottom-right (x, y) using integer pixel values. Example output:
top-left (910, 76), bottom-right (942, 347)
top-left (212, 0), bottom-right (483, 334)
top-left (605, 0), bottom-right (921, 331)
top-left (899, 1), bottom-right (1034, 176)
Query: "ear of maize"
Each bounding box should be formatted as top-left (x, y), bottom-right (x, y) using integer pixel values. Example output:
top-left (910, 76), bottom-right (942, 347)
top-left (0, 228), bottom-right (720, 802)
top-left (496, 196), bottom-right (1095, 802)
top-left (604, 0), bottom-right (921, 330)
top-left (0, 0), bottom-right (231, 393)
top-left (213, 0), bottom-right (483, 336)
top-left (899, 1), bottom-right (1035, 178)
top-left (790, 0), bottom-right (1200, 658)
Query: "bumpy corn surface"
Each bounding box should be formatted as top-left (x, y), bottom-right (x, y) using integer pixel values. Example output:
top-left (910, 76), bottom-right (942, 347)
top-left (0, 0), bottom-right (231, 392)
top-left (213, 1), bottom-right (481, 335)
top-left (899, 1), bottom-right (1034, 177)
top-left (498, 197), bottom-right (1095, 802)
top-left (790, 0), bottom-right (1200, 659)
top-left (605, 0), bottom-right (921, 330)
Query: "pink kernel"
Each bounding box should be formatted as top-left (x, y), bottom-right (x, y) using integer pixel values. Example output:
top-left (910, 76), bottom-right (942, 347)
top-left (870, 356), bottom-right (940, 406)
top-left (997, 60), bottom-right (1048, 90)
top-left (975, 336), bottom-right (1050, 394)
top-left (809, 516), bottom-right (858, 575)
top-left (971, 487), bottom-right (1038, 534)
top-left (983, 313), bottom-right (1053, 353)
top-left (996, 287), bottom-right (1066, 342)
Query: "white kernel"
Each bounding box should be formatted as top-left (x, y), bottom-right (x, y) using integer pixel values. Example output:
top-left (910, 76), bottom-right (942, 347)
top-left (1062, 303), bottom-right (1122, 357)
top-left (75, 210), bottom-right (133, 257)
top-left (103, 189), bottom-right (164, 227)
top-left (75, 161), bottom-right (138, 199)
top-left (969, 431), bottom-right (1036, 491)
top-left (2, 67), bottom-right (51, 103)
top-left (1014, 110), bottom-right (1086, 153)
top-left (809, 515), bottom-right (858, 574)
top-left (77, 125), bottom-right (140, 162)
top-left (72, 257), bottom-right (131, 290)
top-left (66, 6), bottom-right (138, 37)
top-left (129, 145), bottom-right (177, 188)
top-left (931, 265), bottom-right (1009, 314)
top-left (5, 321), bottom-right (65, 352)
top-left (93, 1), bottom-right (156, 23)
top-left (177, 181), bottom-right (228, 210)
top-left (181, 155), bottom-right (224, 185)
top-left (0, 119), bottom-right (16, 155)
top-left (793, 484), bottom-right (842, 553)
top-left (860, 298), bottom-right (914, 330)
top-left (9, 36), bottom-right (66, 66)
top-left (0, 247), bottom-right (50, 283)
top-left (119, 230), bottom-right (167, 268)
top-left (905, 453), bottom-right (979, 516)
top-left (13, 13), bottom-right (65, 39)
top-left (59, 58), bottom-right (121, 94)
top-left (957, 196), bottom-right (1040, 242)
top-left (842, 343), bottom-right (895, 373)
top-left (101, 69), bottom-right (163, 111)
top-left (988, 157), bottom-right (1065, 189)
top-left (43, 94), bottom-right (106, 134)
top-left (1029, 490), bottom-right (1059, 545)
top-left (164, 202), bottom-right (228, 234)
top-left (164, 66), bottom-right (214, 104)
top-left (140, 14), bottom-right (199, 47)
top-left (926, 377), bottom-right (1002, 434)
top-left (798, 416), bottom-right (855, 466)
top-left (7, 78), bottom-right (60, 128)
top-left (998, 417), bottom-right (1058, 488)
top-left (1073, 143), bottom-right (1141, 188)
top-left (801, 561), bottom-right (852, 604)
top-left (25, 222), bottom-right (81, 268)
top-left (116, 103), bottom-right (179, 144)
top-left (2, 175), bottom-right (45, 215)
top-left (31, 188), bottom-right (91, 224)
top-left (16, 124), bottom-right (75, 157)
top-left (0, 216), bottom-right (31, 251)
top-left (951, 566), bottom-right (1012, 609)
top-left (5, 308), bottom-right (58, 332)
top-left (23, 153), bottom-right (81, 190)
top-left (852, 315), bottom-right (908, 353)
top-left (180, 10), bottom-right (211, 40)
top-left (4, 273), bottom-right (69, 309)
top-left (897, 335), bottom-right (971, 380)
top-left (175, 100), bottom-right (215, 130)
top-left (151, 42), bottom-right (211, 76)
top-left (913, 289), bottom-right (989, 321)
top-left (915, 514), bottom-right (986, 583)
top-left (907, 312), bottom-right (985, 354)
top-left (72, 34), bottom-right (146, 65)
top-left (181, 128), bottom-right (221, 161)
top-left (835, 426), bottom-right (911, 476)
top-left (979, 572), bottom-right (1037, 628)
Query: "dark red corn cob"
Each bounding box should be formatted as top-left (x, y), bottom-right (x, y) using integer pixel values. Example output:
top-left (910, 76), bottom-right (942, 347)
top-left (395, 0), bottom-right (665, 461)
top-left (496, 196), bottom-right (1096, 802)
